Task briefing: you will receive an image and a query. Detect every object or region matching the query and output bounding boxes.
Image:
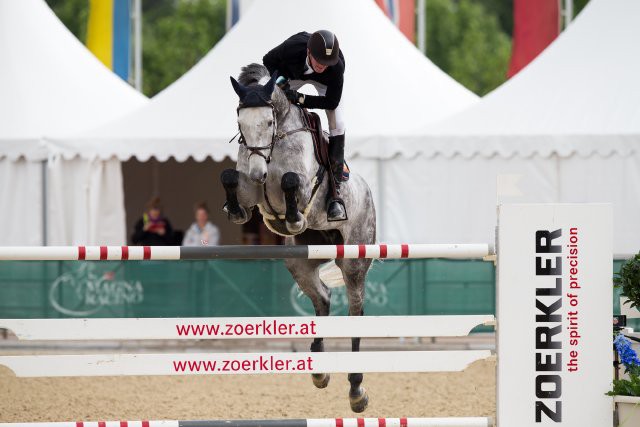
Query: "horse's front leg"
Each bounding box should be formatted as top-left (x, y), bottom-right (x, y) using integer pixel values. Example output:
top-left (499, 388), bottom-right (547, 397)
top-left (221, 168), bottom-right (259, 224)
top-left (281, 172), bottom-right (307, 234)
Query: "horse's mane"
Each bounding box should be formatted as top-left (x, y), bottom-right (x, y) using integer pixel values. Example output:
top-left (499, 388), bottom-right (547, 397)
top-left (238, 63), bottom-right (270, 86)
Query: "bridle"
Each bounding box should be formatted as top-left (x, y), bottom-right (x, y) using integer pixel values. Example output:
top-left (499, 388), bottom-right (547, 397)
top-left (234, 102), bottom-right (277, 163)
top-left (231, 100), bottom-right (306, 164)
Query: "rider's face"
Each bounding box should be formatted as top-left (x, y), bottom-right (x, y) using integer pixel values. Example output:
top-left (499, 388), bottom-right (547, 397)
top-left (307, 50), bottom-right (328, 73)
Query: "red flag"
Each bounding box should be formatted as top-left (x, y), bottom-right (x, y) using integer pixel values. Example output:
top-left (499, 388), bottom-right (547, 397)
top-left (508, 0), bottom-right (560, 77)
top-left (375, 0), bottom-right (416, 43)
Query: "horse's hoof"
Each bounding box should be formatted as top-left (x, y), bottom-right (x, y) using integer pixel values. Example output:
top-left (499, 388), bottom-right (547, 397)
top-left (312, 373), bottom-right (330, 389)
top-left (349, 387), bottom-right (369, 413)
top-left (286, 215), bottom-right (307, 235)
top-left (227, 206), bottom-right (250, 225)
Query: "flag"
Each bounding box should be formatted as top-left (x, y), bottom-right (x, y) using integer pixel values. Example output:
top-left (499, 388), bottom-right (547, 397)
top-left (226, 0), bottom-right (240, 30)
top-left (375, 0), bottom-right (415, 42)
top-left (507, 0), bottom-right (560, 77)
top-left (226, 0), bottom-right (257, 30)
top-left (86, 0), bottom-right (131, 81)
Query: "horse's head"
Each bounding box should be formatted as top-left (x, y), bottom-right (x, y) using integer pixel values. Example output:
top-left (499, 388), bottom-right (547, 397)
top-left (230, 71), bottom-right (279, 184)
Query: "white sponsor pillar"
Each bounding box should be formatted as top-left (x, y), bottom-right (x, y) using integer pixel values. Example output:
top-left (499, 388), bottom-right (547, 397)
top-left (497, 204), bottom-right (612, 426)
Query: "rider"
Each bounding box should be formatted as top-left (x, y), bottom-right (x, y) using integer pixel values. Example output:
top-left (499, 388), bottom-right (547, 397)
top-left (263, 30), bottom-right (347, 222)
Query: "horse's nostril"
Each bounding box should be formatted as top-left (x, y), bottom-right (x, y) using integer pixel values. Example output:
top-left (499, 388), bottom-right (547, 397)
top-left (262, 173), bottom-right (267, 180)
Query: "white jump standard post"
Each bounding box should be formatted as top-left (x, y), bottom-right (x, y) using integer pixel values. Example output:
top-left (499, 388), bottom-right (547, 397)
top-left (497, 204), bottom-right (612, 427)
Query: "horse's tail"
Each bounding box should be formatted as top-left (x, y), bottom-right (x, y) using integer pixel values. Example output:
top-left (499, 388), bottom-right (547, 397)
top-left (319, 260), bottom-right (345, 288)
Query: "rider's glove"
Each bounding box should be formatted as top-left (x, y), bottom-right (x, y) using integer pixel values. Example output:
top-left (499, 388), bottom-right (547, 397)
top-left (284, 89), bottom-right (305, 105)
top-left (276, 76), bottom-right (289, 89)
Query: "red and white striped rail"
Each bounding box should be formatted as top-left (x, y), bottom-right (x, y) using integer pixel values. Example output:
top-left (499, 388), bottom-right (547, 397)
top-left (0, 244), bottom-right (493, 261)
top-left (0, 418), bottom-right (494, 427)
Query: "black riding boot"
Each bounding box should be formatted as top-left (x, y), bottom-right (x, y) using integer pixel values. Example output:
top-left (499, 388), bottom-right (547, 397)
top-left (327, 134), bottom-right (347, 222)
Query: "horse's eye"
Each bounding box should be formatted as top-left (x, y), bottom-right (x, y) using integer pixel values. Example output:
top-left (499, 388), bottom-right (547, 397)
top-left (267, 120), bottom-right (273, 127)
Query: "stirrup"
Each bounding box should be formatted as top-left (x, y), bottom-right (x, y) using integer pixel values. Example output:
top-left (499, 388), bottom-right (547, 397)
top-left (327, 198), bottom-right (348, 222)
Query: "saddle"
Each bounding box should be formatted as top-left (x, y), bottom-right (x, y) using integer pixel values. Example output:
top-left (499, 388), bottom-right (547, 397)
top-left (299, 109), bottom-right (349, 181)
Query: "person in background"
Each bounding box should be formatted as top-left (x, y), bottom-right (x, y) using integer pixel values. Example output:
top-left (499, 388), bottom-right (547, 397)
top-left (182, 202), bottom-right (220, 246)
top-left (131, 196), bottom-right (174, 246)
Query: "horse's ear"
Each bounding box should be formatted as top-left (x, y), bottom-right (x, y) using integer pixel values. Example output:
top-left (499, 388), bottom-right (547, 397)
top-left (263, 71), bottom-right (278, 97)
top-left (230, 76), bottom-right (246, 99)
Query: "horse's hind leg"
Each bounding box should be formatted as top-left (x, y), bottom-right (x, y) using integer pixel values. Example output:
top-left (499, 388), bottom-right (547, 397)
top-left (336, 257), bottom-right (372, 413)
top-left (284, 256), bottom-right (331, 389)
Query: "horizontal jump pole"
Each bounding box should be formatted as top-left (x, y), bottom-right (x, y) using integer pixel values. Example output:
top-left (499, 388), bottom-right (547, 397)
top-left (0, 244), bottom-right (493, 261)
top-left (0, 350), bottom-right (492, 377)
top-left (0, 418), bottom-right (494, 427)
top-left (0, 315), bottom-right (495, 341)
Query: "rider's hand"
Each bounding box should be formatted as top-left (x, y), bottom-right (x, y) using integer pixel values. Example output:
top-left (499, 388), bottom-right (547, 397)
top-left (276, 76), bottom-right (289, 89)
top-left (284, 89), bottom-right (304, 105)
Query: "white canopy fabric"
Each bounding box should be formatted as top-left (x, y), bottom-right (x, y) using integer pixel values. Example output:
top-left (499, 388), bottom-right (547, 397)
top-left (373, 0), bottom-right (640, 255)
top-left (378, 0), bottom-right (640, 158)
top-left (0, 0), bottom-right (147, 160)
top-left (52, 0), bottom-right (478, 162)
top-left (0, 0), bottom-right (147, 245)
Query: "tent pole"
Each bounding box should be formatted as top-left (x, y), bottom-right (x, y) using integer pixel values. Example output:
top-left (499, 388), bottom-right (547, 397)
top-left (41, 160), bottom-right (48, 246)
top-left (133, 0), bottom-right (142, 92)
top-left (226, 0), bottom-right (233, 31)
top-left (564, 0), bottom-right (573, 28)
top-left (417, 0), bottom-right (426, 54)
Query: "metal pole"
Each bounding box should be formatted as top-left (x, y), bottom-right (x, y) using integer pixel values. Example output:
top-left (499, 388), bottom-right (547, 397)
top-left (226, 0), bottom-right (232, 31)
top-left (133, 0), bottom-right (142, 91)
top-left (41, 160), bottom-right (47, 246)
top-left (564, 0), bottom-right (573, 28)
top-left (417, 0), bottom-right (427, 54)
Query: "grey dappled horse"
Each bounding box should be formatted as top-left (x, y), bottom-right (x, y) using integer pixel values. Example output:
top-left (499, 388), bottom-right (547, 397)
top-left (221, 64), bottom-right (376, 412)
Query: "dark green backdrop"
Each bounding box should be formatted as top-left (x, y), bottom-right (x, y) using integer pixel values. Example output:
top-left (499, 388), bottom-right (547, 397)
top-left (0, 259), bottom-right (626, 321)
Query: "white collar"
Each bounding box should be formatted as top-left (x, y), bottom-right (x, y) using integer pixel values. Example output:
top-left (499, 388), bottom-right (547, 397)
top-left (304, 55), bottom-right (314, 75)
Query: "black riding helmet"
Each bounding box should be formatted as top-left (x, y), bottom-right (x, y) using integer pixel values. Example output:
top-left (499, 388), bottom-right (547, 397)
top-left (307, 30), bottom-right (340, 66)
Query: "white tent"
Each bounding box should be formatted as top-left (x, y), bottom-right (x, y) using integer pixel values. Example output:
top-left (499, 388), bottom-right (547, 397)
top-left (55, 0), bottom-right (477, 159)
top-left (51, 0), bottom-right (478, 243)
top-left (0, 0), bottom-right (147, 245)
top-left (373, 0), bottom-right (640, 254)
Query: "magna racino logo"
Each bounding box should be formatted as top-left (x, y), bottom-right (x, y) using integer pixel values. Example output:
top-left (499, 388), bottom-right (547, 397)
top-left (48, 264), bottom-right (144, 316)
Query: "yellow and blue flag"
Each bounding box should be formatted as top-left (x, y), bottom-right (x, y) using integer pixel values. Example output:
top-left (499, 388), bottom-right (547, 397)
top-left (86, 0), bottom-right (130, 81)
